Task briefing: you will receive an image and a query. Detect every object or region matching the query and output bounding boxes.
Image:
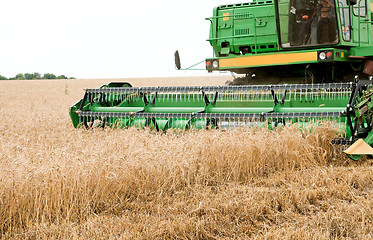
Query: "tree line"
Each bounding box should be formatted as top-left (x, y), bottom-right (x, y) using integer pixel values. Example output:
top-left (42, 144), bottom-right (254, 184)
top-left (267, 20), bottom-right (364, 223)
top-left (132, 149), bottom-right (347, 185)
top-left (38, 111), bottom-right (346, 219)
top-left (0, 73), bottom-right (75, 80)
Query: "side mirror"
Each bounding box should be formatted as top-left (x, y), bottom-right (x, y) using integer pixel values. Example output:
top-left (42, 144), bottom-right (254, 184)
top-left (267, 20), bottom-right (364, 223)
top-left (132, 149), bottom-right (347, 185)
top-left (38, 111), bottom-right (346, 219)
top-left (174, 50), bottom-right (181, 70)
top-left (349, 0), bottom-right (357, 5)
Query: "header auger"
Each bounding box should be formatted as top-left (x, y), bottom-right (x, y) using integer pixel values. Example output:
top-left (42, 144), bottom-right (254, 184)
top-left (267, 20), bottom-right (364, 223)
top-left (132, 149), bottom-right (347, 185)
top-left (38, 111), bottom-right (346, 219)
top-left (70, 0), bottom-right (373, 159)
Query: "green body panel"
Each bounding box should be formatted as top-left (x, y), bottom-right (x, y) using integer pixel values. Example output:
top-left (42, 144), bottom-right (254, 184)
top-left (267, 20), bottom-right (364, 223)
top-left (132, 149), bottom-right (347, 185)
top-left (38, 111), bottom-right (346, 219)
top-left (209, 1), bottom-right (278, 55)
top-left (351, 46), bottom-right (373, 56)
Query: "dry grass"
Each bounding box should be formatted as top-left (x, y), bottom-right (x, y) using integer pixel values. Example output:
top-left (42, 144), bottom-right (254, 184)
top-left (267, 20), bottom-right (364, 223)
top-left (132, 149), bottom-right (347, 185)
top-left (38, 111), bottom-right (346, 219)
top-left (1, 77), bottom-right (373, 239)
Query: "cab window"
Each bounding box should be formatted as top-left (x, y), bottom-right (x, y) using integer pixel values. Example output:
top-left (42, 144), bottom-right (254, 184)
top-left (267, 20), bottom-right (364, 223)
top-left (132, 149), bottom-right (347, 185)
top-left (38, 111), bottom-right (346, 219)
top-left (277, 0), bottom-right (339, 47)
top-left (338, 0), bottom-right (351, 41)
top-left (353, 0), bottom-right (366, 17)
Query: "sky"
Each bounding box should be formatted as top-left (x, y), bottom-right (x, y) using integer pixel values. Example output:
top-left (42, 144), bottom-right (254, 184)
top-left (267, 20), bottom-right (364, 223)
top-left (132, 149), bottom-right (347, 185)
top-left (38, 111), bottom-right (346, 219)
top-left (0, 0), bottom-right (249, 79)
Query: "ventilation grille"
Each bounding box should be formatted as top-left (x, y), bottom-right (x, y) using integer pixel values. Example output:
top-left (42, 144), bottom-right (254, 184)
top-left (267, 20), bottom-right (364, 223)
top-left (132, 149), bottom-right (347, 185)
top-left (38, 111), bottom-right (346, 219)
top-left (234, 13), bottom-right (251, 19)
top-left (235, 28), bottom-right (250, 36)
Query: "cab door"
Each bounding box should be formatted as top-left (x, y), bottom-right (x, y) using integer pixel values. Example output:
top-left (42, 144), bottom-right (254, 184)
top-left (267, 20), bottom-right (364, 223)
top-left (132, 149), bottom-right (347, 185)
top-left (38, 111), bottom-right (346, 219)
top-left (338, 0), bottom-right (352, 42)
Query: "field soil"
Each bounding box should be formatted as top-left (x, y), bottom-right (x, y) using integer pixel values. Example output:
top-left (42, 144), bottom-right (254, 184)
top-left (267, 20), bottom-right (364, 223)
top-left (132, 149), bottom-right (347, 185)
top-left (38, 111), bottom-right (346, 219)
top-left (1, 77), bottom-right (373, 239)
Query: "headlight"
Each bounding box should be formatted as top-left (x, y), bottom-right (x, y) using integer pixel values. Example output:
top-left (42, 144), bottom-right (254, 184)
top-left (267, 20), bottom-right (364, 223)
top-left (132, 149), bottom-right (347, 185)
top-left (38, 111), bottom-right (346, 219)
top-left (212, 60), bottom-right (219, 68)
top-left (319, 52), bottom-right (326, 60)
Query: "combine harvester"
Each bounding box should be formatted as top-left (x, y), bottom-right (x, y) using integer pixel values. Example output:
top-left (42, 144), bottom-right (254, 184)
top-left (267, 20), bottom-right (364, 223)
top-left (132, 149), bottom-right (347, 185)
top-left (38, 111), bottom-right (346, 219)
top-left (70, 0), bottom-right (373, 159)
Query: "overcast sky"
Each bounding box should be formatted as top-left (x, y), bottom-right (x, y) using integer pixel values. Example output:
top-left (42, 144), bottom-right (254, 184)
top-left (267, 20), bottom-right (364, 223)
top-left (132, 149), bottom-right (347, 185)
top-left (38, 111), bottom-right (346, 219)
top-left (0, 0), bottom-right (248, 79)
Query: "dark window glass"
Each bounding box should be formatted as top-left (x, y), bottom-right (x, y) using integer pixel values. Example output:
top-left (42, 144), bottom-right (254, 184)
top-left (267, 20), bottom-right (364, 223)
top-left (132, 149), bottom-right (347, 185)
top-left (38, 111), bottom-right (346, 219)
top-left (277, 0), bottom-right (339, 47)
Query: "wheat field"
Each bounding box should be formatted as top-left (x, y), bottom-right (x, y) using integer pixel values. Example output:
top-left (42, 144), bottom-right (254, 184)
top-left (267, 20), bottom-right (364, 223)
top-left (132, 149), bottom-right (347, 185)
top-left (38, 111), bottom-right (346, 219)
top-left (1, 77), bottom-right (373, 239)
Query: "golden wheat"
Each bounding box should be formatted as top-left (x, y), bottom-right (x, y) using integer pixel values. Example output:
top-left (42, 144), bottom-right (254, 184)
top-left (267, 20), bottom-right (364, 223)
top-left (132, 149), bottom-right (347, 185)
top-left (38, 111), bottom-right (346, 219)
top-left (0, 78), bottom-right (372, 239)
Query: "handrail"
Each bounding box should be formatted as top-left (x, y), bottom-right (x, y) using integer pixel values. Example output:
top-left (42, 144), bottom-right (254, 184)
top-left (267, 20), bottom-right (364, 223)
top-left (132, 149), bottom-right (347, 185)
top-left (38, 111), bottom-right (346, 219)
top-left (358, 0), bottom-right (362, 46)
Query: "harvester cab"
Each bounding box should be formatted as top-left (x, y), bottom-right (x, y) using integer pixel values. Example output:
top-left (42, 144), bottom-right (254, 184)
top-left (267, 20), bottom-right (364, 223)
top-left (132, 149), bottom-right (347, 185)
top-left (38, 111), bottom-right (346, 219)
top-left (205, 0), bottom-right (373, 84)
top-left (70, 0), bottom-right (373, 160)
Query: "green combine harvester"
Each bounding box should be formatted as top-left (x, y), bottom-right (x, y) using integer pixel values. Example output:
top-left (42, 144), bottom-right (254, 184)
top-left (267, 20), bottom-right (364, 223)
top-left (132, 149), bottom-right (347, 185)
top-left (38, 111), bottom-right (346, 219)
top-left (70, 0), bottom-right (373, 159)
